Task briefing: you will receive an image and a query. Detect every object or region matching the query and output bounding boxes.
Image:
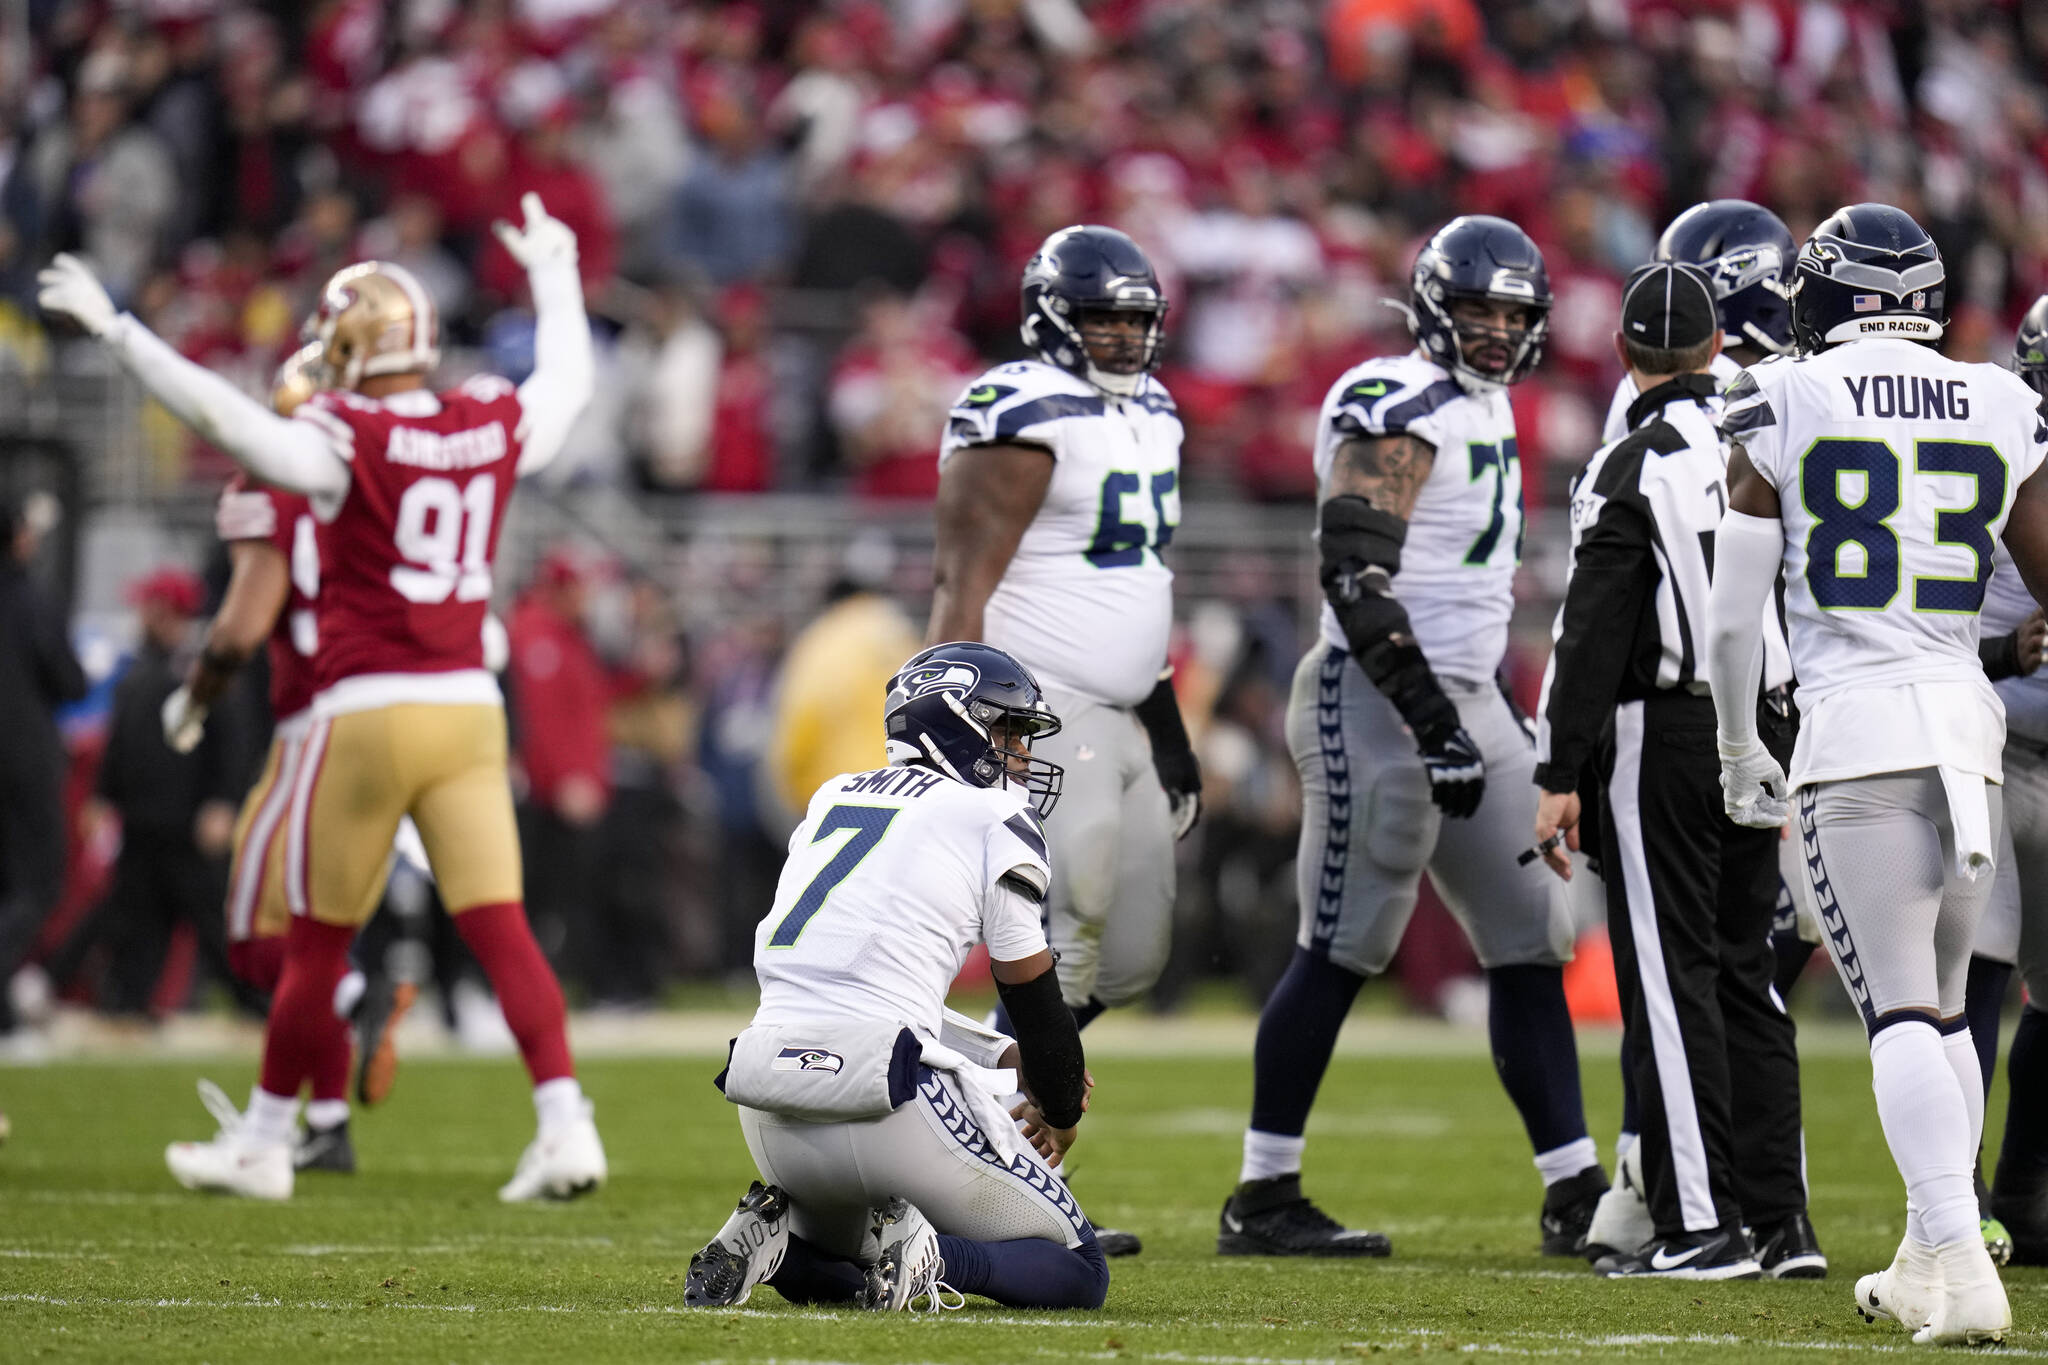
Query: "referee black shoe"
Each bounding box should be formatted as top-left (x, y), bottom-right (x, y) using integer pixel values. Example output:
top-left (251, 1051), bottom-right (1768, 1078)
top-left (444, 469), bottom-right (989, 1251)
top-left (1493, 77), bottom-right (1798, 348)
top-left (1096, 1228), bottom-right (1143, 1257)
top-left (1751, 1211), bottom-right (1827, 1279)
top-left (1593, 1225), bottom-right (1761, 1280)
top-left (1217, 1175), bottom-right (1391, 1257)
top-left (1539, 1165), bottom-right (1609, 1257)
top-left (293, 1119), bottom-right (356, 1174)
top-left (352, 975), bottom-right (417, 1107)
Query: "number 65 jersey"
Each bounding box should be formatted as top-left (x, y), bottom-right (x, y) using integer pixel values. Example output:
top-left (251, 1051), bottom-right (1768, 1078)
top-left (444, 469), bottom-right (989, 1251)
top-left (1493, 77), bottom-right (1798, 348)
top-left (940, 360), bottom-right (1181, 708)
top-left (293, 378), bottom-right (523, 712)
top-left (752, 765), bottom-right (1054, 1041)
top-left (1722, 339), bottom-right (2048, 785)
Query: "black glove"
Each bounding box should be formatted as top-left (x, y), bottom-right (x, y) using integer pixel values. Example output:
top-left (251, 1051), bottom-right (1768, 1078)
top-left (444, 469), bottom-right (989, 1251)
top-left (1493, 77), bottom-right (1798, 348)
top-left (1416, 715), bottom-right (1485, 818)
top-left (1355, 636), bottom-right (1485, 818)
top-left (1134, 673), bottom-right (1202, 839)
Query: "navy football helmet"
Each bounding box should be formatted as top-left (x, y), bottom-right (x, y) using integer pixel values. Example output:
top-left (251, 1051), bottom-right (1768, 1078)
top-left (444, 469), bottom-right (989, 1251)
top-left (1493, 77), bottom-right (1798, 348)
top-left (1655, 199), bottom-right (1796, 356)
top-left (1788, 203), bottom-right (1946, 354)
top-left (2016, 295), bottom-right (2048, 400)
top-left (884, 642), bottom-right (1064, 818)
top-left (1020, 225), bottom-right (1167, 397)
top-left (1409, 215), bottom-right (1551, 393)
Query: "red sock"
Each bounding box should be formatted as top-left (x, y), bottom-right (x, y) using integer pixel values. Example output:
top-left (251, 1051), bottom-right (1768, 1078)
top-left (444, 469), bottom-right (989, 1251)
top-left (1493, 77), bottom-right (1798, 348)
top-left (229, 937), bottom-right (286, 994)
top-left (258, 917), bottom-right (356, 1099)
top-left (310, 1005), bottom-right (351, 1103)
top-left (454, 901), bottom-right (574, 1085)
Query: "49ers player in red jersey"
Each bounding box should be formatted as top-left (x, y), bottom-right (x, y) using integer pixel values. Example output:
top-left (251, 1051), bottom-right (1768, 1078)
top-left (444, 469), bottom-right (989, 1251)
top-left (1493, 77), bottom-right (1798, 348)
top-left (41, 194), bottom-right (604, 1202)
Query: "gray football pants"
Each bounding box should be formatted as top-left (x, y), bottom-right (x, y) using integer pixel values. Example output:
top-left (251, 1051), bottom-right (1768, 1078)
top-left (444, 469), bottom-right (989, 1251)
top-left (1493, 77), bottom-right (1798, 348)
top-left (1287, 644), bottom-right (1574, 976)
top-left (1800, 769), bottom-right (2002, 1029)
top-left (737, 1067), bottom-right (1090, 1256)
top-left (1979, 742), bottom-right (2048, 1001)
top-left (1037, 687), bottom-right (1174, 1010)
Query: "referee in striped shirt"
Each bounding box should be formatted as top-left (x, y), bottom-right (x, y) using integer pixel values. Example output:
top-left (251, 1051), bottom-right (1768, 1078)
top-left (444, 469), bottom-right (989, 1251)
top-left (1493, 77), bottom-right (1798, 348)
top-left (1530, 262), bottom-right (1820, 1282)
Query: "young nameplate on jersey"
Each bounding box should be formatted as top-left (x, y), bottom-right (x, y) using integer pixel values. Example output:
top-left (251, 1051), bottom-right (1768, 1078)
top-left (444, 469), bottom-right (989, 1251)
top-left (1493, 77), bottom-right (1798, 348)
top-left (929, 224), bottom-right (1199, 1051)
top-left (1707, 203), bottom-right (2048, 1346)
top-left (685, 642), bottom-right (1110, 1315)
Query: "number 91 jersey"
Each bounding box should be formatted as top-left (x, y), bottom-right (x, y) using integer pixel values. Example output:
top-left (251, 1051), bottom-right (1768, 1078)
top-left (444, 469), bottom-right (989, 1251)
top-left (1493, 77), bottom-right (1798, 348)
top-left (940, 360), bottom-right (1181, 708)
top-left (1723, 340), bottom-right (2048, 781)
top-left (293, 378), bottom-right (523, 701)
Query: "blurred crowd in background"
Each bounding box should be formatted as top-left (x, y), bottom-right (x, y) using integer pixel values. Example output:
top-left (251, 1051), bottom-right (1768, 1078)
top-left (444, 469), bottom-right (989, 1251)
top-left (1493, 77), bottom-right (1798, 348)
top-left (6, 0), bottom-right (2048, 1038)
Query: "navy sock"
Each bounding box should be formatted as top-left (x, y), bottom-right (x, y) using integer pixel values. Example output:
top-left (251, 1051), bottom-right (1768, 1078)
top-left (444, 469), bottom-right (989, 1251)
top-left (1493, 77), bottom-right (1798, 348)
top-left (1071, 997), bottom-right (1108, 1030)
top-left (1966, 955), bottom-right (2013, 1099)
top-left (765, 1233), bottom-right (866, 1305)
top-left (2000, 1005), bottom-right (2048, 1183)
top-left (1618, 1028), bottom-right (1640, 1140)
top-left (1486, 964), bottom-right (1589, 1156)
top-left (1771, 935), bottom-right (1817, 1001)
top-left (935, 1227), bottom-right (1107, 1309)
top-left (1248, 947), bottom-right (1366, 1137)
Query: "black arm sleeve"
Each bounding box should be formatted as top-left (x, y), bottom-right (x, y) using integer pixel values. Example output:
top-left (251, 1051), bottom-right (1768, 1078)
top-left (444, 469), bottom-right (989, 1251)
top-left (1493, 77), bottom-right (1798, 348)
top-left (1319, 495), bottom-right (1460, 745)
top-left (1982, 630), bottom-right (2023, 683)
top-left (1534, 497), bottom-right (1655, 793)
top-left (1132, 674), bottom-right (1193, 760)
top-left (995, 965), bottom-right (1088, 1130)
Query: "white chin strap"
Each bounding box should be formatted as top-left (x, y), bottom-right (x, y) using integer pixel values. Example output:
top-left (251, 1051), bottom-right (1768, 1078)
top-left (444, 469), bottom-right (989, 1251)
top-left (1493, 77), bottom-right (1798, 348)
top-left (1087, 364), bottom-right (1144, 397)
top-left (1739, 321), bottom-right (1794, 357)
top-left (1822, 314), bottom-right (1943, 345)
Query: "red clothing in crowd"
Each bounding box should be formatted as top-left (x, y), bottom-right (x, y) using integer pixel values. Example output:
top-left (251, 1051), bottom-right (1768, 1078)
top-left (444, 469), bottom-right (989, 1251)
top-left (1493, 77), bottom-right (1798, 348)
top-left (508, 594), bottom-right (612, 808)
top-left (475, 151), bottom-right (617, 303)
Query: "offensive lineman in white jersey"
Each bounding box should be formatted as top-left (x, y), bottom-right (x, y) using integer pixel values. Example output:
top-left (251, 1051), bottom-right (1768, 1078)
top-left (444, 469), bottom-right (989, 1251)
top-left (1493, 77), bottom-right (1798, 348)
top-left (1219, 216), bottom-right (1602, 1258)
top-left (1708, 203), bottom-right (2048, 1345)
top-left (682, 642), bottom-right (1109, 1313)
top-left (928, 226), bottom-right (1200, 1257)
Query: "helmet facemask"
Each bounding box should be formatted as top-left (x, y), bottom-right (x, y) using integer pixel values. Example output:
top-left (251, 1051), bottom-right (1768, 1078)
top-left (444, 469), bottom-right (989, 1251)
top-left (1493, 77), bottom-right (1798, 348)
top-left (1026, 293), bottom-right (1167, 398)
top-left (1416, 282), bottom-right (1548, 394)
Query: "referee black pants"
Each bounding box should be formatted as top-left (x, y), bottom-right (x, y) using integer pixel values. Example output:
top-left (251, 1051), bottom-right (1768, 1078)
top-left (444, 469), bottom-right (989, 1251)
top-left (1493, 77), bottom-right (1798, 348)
top-left (1598, 690), bottom-right (1805, 1238)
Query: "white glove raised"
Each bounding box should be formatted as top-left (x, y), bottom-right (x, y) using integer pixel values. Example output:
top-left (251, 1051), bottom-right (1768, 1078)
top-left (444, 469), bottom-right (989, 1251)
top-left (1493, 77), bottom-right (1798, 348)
top-left (1718, 735), bottom-right (1789, 829)
top-left (36, 253), bottom-right (119, 338)
top-left (162, 686), bottom-right (208, 754)
top-left (491, 192), bottom-right (578, 271)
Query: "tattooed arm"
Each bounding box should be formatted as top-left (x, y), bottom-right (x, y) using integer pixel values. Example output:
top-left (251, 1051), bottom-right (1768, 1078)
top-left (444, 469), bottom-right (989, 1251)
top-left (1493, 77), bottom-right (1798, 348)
top-left (1317, 428), bottom-right (1482, 815)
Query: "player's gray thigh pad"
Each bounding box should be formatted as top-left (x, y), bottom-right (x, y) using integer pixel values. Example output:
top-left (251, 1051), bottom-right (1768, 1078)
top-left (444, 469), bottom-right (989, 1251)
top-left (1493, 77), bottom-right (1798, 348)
top-left (1425, 678), bottom-right (1574, 969)
top-left (1288, 644), bottom-right (1437, 976)
top-left (1036, 688), bottom-right (1174, 1008)
top-left (1801, 768), bottom-right (1999, 1026)
top-left (736, 1070), bottom-right (1088, 1252)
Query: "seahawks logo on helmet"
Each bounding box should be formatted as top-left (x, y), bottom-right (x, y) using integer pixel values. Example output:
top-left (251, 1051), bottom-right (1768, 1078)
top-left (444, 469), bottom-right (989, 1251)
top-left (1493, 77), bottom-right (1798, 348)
top-left (895, 662), bottom-right (980, 704)
top-left (1705, 245), bottom-right (1784, 298)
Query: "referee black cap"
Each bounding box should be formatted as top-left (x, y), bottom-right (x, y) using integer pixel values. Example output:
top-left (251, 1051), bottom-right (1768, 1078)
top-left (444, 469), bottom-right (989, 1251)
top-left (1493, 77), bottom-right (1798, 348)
top-left (1620, 261), bottom-right (1718, 350)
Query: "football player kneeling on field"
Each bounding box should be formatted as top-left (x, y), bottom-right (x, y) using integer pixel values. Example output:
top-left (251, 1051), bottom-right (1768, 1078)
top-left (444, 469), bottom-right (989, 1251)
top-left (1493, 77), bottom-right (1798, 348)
top-left (684, 643), bottom-right (1109, 1313)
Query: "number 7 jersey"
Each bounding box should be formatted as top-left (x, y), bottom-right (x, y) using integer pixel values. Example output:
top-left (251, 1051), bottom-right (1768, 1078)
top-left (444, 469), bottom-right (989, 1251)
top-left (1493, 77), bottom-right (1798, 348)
top-left (1722, 339), bottom-right (2048, 783)
top-left (293, 377), bottom-right (524, 711)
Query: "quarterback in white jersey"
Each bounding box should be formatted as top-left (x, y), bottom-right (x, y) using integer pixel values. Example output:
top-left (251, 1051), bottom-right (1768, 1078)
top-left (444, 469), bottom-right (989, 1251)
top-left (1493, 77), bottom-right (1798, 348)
top-left (1708, 204), bottom-right (2048, 1345)
top-left (1221, 216), bottom-right (1601, 1262)
top-left (930, 225), bottom-right (1199, 1047)
top-left (683, 643), bottom-right (1110, 1314)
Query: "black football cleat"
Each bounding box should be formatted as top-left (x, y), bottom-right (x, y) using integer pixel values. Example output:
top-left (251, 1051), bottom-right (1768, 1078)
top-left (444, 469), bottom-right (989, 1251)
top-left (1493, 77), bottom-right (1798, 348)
top-left (293, 1119), bottom-right (356, 1174)
top-left (1751, 1210), bottom-right (1827, 1279)
top-left (1594, 1225), bottom-right (1761, 1280)
top-left (1539, 1165), bottom-right (1609, 1257)
top-left (1217, 1175), bottom-right (1391, 1258)
top-left (685, 1182), bottom-right (791, 1307)
top-left (1096, 1228), bottom-right (1142, 1257)
top-left (352, 976), bottom-right (418, 1107)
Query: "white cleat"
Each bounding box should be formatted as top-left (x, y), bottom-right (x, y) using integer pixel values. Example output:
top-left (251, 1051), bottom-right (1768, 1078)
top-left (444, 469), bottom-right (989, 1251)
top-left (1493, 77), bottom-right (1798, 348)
top-left (684, 1182), bottom-right (790, 1307)
top-left (1854, 1235), bottom-right (1943, 1333)
top-left (860, 1197), bottom-right (963, 1313)
top-left (498, 1102), bottom-right (607, 1202)
top-left (1583, 1139), bottom-right (1653, 1261)
top-left (164, 1079), bottom-right (293, 1201)
top-left (1913, 1237), bottom-right (2010, 1346)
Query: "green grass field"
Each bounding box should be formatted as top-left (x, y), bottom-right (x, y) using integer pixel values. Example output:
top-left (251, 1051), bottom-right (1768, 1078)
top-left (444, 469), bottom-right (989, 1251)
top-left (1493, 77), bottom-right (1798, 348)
top-left (4, 1022), bottom-right (2046, 1363)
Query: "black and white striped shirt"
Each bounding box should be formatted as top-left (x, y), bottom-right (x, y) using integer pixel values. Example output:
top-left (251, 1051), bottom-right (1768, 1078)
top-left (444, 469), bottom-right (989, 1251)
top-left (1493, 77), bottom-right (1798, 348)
top-left (1535, 373), bottom-right (1790, 792)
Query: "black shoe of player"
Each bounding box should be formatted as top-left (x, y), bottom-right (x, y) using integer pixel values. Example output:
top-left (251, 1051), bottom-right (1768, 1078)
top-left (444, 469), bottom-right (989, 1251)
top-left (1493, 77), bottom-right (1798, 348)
top-left (293, 1120), bottom-right (356, 1174)
top-left (684, 1182), bottom-right (790, 1307)
top-left (1751, 1211), bottom-right (1827, 1279)
top-left (1594, 1225), bottom-right (1761, 1280)
top-left (1539, 1165), bottom-right (1609, 1257)
top-left (1217, 1175), bottom-right (1392, 1258)
top-left (1096, 1228), bottom-right (1142, 1257)
top-left (1989, 1178), bottom-right (2048, 1266)
top-left (352, 976), bottom-right (417, 1107)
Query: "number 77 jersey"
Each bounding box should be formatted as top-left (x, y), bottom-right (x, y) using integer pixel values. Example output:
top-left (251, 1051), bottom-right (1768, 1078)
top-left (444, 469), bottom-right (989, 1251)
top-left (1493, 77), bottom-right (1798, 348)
top-left (293, 377), bottom-right (524, 707)
top-left (1722, 340), bottom-right (2048, 781)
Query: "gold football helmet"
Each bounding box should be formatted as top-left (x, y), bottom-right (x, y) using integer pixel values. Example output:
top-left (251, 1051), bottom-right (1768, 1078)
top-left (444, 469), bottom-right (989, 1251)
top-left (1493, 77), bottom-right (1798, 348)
top-left (308, 261), bottom-right (440, 390)
top-left (271, 340), bottom-right (327, 416)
